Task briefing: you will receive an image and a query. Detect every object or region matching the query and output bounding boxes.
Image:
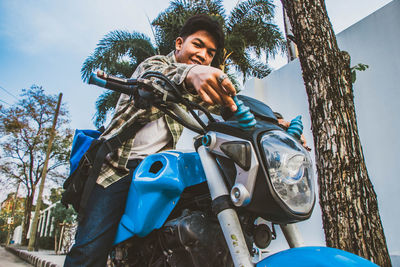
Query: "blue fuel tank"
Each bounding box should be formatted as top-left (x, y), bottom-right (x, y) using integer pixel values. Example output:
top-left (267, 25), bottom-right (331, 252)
top-left (114, 151), bottom-right (207, 244)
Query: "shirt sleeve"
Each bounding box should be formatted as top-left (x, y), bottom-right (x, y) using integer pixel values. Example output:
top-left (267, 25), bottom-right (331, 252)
top-left (133, 54), bottom-right (223, 113)
top-left (109, 53), bottom-right (197, 127)
top-left (132, 54), bottom-right (197, 93)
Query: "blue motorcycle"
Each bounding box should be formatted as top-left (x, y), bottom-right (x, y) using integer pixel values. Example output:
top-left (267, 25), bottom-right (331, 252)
top-left (89, 71), bottom-right (377, 267)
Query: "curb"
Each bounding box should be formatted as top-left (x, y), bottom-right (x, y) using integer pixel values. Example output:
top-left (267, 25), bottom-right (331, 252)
top-left (5, 246), bottom-right (60, 267)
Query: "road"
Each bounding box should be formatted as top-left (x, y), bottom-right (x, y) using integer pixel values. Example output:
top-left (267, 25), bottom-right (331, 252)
top-left (0, 246), bottom-right (31, 267)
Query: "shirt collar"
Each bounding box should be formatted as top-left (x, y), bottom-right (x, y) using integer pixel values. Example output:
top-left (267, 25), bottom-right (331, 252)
top-left (167, 51), bottom-right (177, 63)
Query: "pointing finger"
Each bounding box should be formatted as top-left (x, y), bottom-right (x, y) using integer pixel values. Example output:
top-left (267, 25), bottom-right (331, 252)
top-left (220, 93), bottom-right (237, 112)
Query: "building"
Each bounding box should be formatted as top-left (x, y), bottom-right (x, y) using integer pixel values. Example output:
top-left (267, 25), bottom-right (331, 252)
top-left (242, 0), bottom-right (399, 259)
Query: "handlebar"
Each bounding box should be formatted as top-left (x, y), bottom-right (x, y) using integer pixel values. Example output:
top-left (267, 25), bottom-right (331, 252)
top-left (87, 70), bottom-right (260, 134)
top-left (88, 73), bottom-right (107, 88)
top-left (87, 71), bottom-right (260, 134)
top-left (88, 72), bottom-right (136, 96)
top-left (87, 71), bottom-right (211, 134)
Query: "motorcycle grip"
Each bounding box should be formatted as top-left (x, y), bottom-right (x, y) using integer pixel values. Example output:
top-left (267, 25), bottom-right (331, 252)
top-left (88, 72), bottom-right (135, 96)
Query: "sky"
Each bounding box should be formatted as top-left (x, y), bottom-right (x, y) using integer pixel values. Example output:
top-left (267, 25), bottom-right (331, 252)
top-left (0, 0), bottom-right (393, 202)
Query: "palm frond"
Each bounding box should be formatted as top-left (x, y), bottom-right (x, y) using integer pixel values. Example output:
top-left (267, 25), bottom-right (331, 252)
top-left (152, 0), bottom-right (226, 55)
top-left (231, 20), bottom-right (284, 57)
top-left (81, 31), bottom-right (156, 82)
top-left (228, 49), bottom-right (271, 82)
top-left (81, 30), bottom-right (156, 126)
top-left (222, 0), bottom-right (284, 78)
top-left (93, 91), bottom-right (121, 128)
top-left (228, 0), bottom-right (275, 31)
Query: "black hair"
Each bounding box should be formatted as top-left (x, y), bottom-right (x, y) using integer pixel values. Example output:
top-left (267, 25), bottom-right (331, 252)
top-left (273, 112), bottom-right (283, 119)
top-left (179, 14), bottom-right (224, 51)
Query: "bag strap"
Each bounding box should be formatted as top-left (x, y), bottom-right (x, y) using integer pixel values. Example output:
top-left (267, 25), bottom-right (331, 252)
top-left (78, 121), bottom-right (145, 221)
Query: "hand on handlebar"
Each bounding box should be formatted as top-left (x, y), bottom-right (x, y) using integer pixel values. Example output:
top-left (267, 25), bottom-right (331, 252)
top-left (186, 65), bottom-right (237, 112)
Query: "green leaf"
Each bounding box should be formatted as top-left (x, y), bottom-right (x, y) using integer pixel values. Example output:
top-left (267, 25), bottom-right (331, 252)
top-left (351, 63), bottom-right (369, 84)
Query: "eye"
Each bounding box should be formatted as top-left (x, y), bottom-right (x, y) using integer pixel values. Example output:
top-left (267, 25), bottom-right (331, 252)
top-left (193, 42), bottom-right (201, 48)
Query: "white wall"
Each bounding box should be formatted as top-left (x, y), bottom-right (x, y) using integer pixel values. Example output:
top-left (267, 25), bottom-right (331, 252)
top-left (12, 225), bottom-right (22, 244)
top-left (242, 0), bottom-right (400, 255)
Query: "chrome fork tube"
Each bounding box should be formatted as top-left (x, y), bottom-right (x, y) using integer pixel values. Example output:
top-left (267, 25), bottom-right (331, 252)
top-left (280, 223), bottom-right (304, 248)
top-left (197, 146), bottom-right (253, 267)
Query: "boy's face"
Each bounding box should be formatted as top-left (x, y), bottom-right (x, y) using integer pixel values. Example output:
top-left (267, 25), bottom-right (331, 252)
top-left (175, 30), bottom-right (217, 66)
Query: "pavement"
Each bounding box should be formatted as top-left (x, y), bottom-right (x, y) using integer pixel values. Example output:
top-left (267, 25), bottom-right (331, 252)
top-left (4, 245), bottom-right (65, 267)
top-left (3, 244), bottom-right (400, 266)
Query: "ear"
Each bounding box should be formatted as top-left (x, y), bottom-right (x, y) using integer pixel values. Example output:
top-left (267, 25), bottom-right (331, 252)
top-left (175, 37), bottom-right (184, 51)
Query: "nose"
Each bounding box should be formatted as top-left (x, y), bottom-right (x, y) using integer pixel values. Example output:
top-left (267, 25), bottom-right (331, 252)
top-left (196, 49), bottom-right (207, 63)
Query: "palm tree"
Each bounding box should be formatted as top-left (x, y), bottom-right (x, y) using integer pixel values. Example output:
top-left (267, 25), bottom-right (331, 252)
top-left (82, 0), bottom-right (284, 127)
top-left (81, 31), bottom-right (156, 127)
top-left (152, 0), bottom-right (285, 79)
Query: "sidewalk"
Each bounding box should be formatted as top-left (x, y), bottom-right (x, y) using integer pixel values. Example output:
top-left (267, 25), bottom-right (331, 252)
top-left (5, 245), bottom-right (65, 267)
top-left (5, 244), bottom-right (400, 266)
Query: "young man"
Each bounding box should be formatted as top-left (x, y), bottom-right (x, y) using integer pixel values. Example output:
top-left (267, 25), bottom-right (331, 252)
top-left (64, 15), bottom-right (236, 266)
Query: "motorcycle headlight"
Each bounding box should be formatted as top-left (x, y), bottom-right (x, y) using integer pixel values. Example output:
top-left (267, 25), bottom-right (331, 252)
top-left (260, 130), bottom-right (315, 214)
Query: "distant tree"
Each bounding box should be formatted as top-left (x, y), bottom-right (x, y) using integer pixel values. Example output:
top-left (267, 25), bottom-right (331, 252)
top-left (0, 193), bottom-right (24, 243)
top-left (48, 187), bottom-right (77, 251)
top-left (281, 0), bottom-right (391, 266)
top-left (48, 187), bottom-right (64, 204)
top-left (0, 214), bottom-right (10, 243)
top-left (52, 202), bottom-right (76, 230)
top-left (0, 86), bottom-right (73, 245)
top-left (82, 0), bottom-right (284, 128)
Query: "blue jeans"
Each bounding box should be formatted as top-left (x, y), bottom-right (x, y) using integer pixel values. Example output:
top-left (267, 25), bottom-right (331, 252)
top-left (64, 160), bottom-right (140, 267)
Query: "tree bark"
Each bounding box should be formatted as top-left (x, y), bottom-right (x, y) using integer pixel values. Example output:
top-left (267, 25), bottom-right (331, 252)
top-left (21, 192), bottom-right (34, 245)
top-left (281, 0), bottom-right (391, 266)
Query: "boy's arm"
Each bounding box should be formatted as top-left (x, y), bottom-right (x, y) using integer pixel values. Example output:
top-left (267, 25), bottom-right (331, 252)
top-left (134, 55), bottom-right (237, 112)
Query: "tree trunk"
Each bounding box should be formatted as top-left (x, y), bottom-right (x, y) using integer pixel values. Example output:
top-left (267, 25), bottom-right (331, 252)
top-left (21, 192), bottom-right (34, 245)
top-left (281, 0), bottom-right (391, 266)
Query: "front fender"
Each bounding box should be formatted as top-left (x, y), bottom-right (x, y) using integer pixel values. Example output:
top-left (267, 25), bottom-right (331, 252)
top-left (256, 246), bottom-right (378, 266)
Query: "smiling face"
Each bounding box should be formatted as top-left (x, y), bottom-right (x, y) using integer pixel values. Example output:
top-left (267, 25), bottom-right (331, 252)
top-left (175, 30), bottom-right (217, 66)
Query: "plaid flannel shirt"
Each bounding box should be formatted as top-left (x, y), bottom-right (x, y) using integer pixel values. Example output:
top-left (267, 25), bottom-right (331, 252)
top-left (97, 51), bottom-right (212, 187)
